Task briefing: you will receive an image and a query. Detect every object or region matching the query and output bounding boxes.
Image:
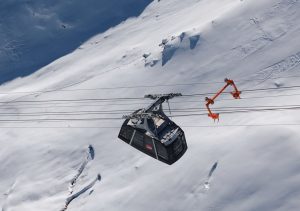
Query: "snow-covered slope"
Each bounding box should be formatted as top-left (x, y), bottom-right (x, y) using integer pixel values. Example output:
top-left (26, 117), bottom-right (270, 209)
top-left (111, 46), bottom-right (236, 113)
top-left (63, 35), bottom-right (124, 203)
top-left (0, 0), bottom-right (152, 84)
top-left (1, 0), bottom-right (300, 210)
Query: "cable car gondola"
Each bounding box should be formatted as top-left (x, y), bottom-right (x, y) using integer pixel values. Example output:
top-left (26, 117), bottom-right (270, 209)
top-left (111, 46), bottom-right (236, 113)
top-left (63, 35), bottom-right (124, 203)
top-left (118, 93), bottom-right (187, 165)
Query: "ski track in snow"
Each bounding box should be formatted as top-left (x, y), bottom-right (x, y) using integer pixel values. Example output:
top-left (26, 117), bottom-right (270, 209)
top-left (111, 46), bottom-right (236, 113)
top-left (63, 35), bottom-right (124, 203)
top-left (242, 50), bottom-right (300, 89)
top-left (1, 181), bottom-right (17, 211)
top-left (68, 145), bottom-right (95, 195)
top-left (256, 51), bottom-right (300, 80)
top-left (230, 0), bottom-right (300, 90)
top-left (60, 145), bottom-right (101, 211)
top-left (232, 0), bottom-right (296, 61)
top-left (62, 174), bottom-right (101, 211)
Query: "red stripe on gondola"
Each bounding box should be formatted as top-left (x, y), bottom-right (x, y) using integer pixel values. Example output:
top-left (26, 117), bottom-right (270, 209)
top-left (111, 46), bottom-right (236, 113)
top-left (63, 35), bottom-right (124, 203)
top-left (146, 144), bottom-right (153, 150)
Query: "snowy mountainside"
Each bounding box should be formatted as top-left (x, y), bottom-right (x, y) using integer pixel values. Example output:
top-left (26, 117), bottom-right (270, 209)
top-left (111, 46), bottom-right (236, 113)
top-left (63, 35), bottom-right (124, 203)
top-left (1, 0), bottom-right (300, 210)
top-left (0, 0), bottom-right (152, 84)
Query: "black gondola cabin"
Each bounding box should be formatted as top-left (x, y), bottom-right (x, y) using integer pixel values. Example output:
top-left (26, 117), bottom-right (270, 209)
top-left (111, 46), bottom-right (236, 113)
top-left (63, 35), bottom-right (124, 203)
top-left (118, 94), bottom-right (187, 165)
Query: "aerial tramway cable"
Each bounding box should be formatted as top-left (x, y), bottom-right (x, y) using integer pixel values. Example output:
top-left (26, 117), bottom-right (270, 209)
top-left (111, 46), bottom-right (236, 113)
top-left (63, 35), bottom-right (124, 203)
top-left (1, 74), bottom-right (300, 95)
top-left (0, 105), bottom-right (300, 122)
top-left (0, 78), bottom-right (300, 126)
top-left (1, 84), bottom-right (300, 105)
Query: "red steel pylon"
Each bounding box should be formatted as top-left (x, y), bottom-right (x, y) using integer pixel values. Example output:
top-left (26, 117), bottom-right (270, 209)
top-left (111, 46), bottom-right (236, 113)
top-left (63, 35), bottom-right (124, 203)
top-left (205, 78), bottom-right (241, 121)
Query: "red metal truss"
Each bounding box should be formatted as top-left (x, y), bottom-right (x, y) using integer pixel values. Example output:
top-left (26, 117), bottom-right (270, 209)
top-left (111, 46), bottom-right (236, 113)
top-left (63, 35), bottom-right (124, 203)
top-left (205, 78), bottom-right (241, 121)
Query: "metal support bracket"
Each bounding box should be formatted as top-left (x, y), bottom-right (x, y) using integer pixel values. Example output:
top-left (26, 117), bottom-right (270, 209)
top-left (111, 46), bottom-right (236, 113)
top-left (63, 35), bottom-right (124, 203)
top-left (205, 78), bottom-right (241, 121)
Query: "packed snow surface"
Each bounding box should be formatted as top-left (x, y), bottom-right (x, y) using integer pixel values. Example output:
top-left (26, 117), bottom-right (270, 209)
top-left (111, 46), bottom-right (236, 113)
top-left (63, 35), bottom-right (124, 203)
top-left (1, 0), bottom-right (300, 210)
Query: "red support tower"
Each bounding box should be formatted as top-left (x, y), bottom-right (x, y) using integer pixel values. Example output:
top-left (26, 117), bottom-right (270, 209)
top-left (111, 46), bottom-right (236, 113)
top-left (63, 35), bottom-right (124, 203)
top-left (205, 78), bottom-right (241, 121)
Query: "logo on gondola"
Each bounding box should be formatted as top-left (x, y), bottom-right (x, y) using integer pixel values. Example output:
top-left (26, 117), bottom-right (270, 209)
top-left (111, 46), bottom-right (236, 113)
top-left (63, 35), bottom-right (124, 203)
top-left (145, 144), bottom-right (153, 151)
